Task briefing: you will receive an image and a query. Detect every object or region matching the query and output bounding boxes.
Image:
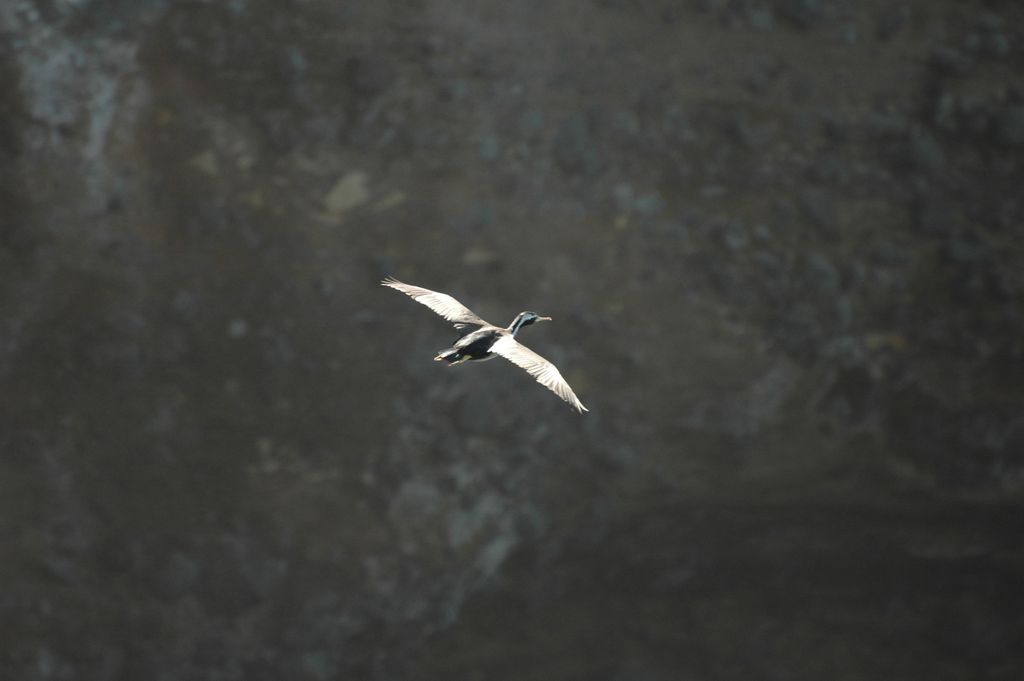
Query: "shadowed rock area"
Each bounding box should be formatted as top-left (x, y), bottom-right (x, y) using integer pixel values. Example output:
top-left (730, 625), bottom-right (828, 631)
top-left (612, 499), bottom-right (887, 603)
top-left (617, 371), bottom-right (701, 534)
top-left (2, 1), bottom-right (1023, 679)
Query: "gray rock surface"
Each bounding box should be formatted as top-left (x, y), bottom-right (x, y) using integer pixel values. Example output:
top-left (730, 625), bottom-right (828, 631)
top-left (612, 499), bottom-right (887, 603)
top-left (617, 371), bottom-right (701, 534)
top-left (2, 1), bottom-right (1023, 679)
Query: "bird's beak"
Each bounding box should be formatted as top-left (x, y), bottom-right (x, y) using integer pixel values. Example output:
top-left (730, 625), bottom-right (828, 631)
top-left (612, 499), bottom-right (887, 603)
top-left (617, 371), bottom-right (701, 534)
top-left (538, 316), bottom-right (552, 322)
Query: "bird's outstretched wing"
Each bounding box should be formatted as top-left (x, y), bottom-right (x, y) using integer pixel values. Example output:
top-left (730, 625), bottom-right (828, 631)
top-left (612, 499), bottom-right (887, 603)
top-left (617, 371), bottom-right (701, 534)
top-left (381, 277), bottom-right (488, 328)
top-left (488, 335), bottom-right (588, 412)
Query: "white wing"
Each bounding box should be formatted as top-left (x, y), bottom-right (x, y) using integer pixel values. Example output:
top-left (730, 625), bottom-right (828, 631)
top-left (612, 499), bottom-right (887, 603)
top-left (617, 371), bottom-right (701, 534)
top-left (381, 277), bottom-right (488, 327)
top-left (489, 335), bottom-right (588, 413)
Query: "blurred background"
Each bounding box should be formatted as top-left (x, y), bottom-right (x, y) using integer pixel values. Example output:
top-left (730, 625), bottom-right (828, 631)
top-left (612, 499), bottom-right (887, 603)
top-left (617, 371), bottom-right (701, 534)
top-left (2, 0), bottom-right (1023, 679)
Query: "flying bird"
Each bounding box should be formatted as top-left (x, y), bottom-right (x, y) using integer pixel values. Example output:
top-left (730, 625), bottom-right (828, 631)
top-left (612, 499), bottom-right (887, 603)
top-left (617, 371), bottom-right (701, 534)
top-left (381, 277), bottom-right (588, 412)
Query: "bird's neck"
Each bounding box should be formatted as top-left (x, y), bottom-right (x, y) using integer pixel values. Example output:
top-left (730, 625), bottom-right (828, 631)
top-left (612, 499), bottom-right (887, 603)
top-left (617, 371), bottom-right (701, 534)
top-left (507, 314), bottom-right (528, 336)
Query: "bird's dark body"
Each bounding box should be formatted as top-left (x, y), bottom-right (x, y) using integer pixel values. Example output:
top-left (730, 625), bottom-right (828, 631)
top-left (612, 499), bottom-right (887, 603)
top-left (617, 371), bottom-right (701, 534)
top-left (440, 327), bottom-right (502, 363)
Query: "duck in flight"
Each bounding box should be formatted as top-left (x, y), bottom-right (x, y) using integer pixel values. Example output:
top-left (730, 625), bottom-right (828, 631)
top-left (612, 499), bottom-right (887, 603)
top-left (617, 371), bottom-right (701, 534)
top-left (382, 277), bottom-right (588, 412)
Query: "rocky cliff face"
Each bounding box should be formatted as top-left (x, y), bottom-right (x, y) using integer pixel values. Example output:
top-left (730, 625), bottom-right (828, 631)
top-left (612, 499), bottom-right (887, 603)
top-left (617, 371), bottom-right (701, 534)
top-left (2, 1), bottom-right (1022, 679)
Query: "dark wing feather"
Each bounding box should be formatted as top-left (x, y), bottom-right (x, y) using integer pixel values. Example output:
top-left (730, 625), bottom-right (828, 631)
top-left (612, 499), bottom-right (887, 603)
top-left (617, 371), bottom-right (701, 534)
top-left (489, 335), bottom-right (588, 413)
top-left (381, 277), bottom-right (487, 328)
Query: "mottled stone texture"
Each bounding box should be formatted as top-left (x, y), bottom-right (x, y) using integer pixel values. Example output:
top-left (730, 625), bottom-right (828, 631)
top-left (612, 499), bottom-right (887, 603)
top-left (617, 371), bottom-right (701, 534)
top-left (2, 1), bottom-right (1023, 679)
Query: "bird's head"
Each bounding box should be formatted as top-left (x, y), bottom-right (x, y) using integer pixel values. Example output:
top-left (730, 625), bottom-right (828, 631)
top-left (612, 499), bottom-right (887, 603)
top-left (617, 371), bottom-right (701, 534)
top-left (509, 310), bottom-right (552, 334)
top-left (519, 311), bottom-right (552, 326)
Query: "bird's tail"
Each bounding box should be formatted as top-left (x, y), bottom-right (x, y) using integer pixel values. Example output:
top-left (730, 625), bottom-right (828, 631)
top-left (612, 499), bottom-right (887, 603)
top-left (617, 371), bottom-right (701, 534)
top-left (434, 349), bottom-right (466, 365)
top-left (434, 348), bottom-right (457, 362)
